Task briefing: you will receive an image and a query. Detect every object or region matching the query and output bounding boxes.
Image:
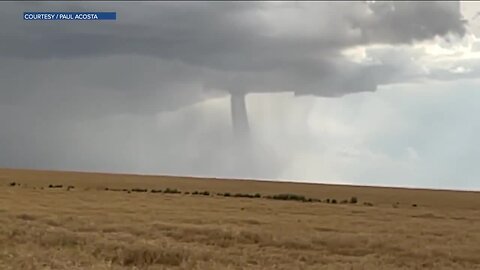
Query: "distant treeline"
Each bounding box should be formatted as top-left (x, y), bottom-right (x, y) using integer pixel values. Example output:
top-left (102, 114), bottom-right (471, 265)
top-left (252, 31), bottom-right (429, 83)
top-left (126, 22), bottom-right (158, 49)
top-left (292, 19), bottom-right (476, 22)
top-left (7, 181), bottom-right (424, 207)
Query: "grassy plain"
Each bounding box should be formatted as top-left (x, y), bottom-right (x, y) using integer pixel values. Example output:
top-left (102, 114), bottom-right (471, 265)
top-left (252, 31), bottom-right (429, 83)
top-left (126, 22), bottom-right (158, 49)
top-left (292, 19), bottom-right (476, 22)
top-left (1, 168), bottom-right (480, 269)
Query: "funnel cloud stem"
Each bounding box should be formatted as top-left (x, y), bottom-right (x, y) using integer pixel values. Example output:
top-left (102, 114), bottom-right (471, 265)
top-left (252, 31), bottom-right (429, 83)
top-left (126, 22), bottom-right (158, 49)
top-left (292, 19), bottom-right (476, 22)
top-left (231, 92), bottom-right (250, 136)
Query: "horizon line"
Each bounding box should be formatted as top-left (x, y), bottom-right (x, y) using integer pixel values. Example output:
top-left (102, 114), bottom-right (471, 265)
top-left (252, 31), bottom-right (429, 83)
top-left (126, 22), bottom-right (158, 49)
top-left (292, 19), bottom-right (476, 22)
top-left (1, 166), bottom-right (478, 194)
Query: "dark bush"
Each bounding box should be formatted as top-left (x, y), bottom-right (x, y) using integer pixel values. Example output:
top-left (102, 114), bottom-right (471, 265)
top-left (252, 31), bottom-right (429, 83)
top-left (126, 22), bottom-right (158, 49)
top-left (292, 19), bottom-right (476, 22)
top-left (184, 191), bottom-right (190, 195)
top-left (9, 182), bottom-right (16, 187)
top-left (325, 199), bottom-right (330, 203)
top-left (223, 192), bottom-right (231, 197)
top-left (364, 202), bottom-right (373, 207)
top-left (349, 197), bottom-right (358, 204)
top-left (67, 186), bottom-right (75, 191)
top-left (131, 188), bottom-right (148, 193)
top-left (164, 188), bottom-right (181, 194)
top-left (412, 204), bottom-right (417, 207)
top-left (233, 193), bottom-right (256, 198)
top-left (254, 193), bottom-right (261, 198)
top-left (271, 194), bottom-right (285, 200)
top-left (340, 199), bottom-right (348, 204)
top-left (271, 194), bottom-right (306, 201)
top-left (48, 184), bottom-right (63, 189)
top-left (151, 189), bottom-right (162, 193)
top-left (190, 190), bottom-right (209, 196)
top-left (331, 199), bottom-right (337, 204)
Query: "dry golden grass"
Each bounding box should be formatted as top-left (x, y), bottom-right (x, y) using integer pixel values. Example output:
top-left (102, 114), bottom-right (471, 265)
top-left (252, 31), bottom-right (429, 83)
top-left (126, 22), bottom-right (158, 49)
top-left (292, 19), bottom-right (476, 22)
top-left (1, 168), bottom-right (480, 269)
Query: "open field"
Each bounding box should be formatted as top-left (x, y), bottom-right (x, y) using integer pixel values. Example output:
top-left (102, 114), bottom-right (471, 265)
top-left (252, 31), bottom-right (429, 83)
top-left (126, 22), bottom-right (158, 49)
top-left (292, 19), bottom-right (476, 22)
top-left (1, 168), bottom-right (480, 269)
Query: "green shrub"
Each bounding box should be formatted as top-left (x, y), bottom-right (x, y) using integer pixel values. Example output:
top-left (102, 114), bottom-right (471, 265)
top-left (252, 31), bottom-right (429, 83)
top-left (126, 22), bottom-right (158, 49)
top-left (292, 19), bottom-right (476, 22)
top-left (350, 196), bottom-right (358, 204)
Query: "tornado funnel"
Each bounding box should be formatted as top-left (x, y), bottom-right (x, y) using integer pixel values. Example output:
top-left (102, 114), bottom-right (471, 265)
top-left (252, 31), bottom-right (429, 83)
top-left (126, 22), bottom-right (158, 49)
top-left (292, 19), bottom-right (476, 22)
top-left (230, 92), bottom-right (250, 136)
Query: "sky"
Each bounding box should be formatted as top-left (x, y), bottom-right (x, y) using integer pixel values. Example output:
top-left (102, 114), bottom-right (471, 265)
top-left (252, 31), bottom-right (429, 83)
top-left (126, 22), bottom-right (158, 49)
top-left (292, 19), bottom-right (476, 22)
top-left (1, 1), bottom-right (480, 190)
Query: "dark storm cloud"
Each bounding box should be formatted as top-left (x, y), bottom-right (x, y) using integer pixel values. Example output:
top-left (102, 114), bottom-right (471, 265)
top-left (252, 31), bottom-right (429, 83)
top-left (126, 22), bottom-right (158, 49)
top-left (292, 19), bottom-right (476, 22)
top-left (0, 1), bottom-right (466, 103)
top-left (2, 2), bottom-right (465, 58)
